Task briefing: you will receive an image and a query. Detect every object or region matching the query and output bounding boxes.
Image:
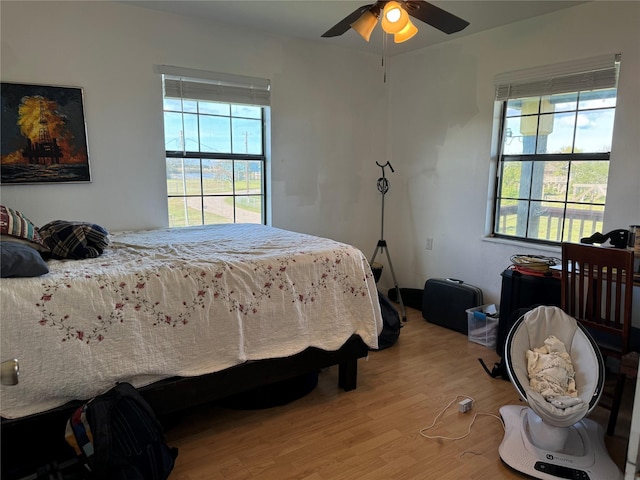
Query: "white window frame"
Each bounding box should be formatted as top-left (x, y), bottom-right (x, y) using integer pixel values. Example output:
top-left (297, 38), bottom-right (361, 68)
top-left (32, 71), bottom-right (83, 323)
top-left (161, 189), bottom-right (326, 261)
top-left (491, 54), bottom-right (620, 245)
top-left (156, 65), bottom-right (270, 227)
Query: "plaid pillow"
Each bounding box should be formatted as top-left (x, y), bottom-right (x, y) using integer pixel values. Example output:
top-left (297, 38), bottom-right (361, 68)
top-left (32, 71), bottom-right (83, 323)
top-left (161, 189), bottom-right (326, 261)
top-left (39, 220), bottom-right (109, 260)
top-left (0, 205), bottom-right (49, 252)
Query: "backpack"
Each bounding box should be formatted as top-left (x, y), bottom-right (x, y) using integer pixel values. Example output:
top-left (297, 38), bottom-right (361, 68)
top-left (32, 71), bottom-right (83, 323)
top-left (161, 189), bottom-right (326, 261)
top-left (374, 291), bottom-right (401, 350)
top-left (65, 382), bottom-right (178, 480)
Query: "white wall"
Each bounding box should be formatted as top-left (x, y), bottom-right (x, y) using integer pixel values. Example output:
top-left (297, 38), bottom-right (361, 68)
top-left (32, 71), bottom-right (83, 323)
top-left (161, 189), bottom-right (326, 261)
top-left (1, 1), bottom-right (639, 306)
top-left (386, 1), bottom-right (640, 304)
top-left (0, 0), bottom-right (387, 256)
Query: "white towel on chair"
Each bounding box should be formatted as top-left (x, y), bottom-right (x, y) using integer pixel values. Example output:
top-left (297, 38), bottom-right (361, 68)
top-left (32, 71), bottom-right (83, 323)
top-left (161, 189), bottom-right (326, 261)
top-left (526, 335), bottom-right (581, 408)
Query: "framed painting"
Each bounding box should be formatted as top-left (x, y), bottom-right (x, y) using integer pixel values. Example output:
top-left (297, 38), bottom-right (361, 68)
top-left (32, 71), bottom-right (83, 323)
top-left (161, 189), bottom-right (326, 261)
top-left (1, 82), bottom-right (90, 184)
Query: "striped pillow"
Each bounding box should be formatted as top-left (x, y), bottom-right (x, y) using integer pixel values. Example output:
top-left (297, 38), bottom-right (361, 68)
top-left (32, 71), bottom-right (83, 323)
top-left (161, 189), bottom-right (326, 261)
top-left (0, 205), bottom-right (49, 252)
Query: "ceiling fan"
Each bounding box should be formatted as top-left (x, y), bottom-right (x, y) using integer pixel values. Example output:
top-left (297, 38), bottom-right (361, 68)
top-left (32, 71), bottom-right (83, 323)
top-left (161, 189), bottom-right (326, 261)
top-left (321, 0), bottom-right (470, 43)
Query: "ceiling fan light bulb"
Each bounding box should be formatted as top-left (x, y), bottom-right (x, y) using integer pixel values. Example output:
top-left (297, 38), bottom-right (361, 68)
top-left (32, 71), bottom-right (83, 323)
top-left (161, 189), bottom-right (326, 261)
top-left (381, 1), bottom-right (409, 34)
top-left (351, 10), bottom-right (378, 42)
top-left (386, 8), bottom-right (401, 23)
top-left (394, 18), bottom-right (418, 43)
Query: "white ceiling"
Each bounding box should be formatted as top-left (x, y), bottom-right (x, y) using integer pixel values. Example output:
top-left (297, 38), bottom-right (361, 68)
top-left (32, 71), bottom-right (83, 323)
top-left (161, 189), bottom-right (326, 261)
top-left (121, 0), bottom-right (587, 56)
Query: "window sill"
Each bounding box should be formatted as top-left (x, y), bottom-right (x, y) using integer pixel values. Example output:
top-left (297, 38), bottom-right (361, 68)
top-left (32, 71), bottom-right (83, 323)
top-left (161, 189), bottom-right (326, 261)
top-left (482, 236), bottom-right (561, 255)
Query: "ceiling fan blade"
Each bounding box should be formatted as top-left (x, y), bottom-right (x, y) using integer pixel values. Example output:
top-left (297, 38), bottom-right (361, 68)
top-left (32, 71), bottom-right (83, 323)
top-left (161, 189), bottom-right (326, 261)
top-left (321, 4), bottom-right (376, 37)
top-left (405, 0), bottom-right (470, 34)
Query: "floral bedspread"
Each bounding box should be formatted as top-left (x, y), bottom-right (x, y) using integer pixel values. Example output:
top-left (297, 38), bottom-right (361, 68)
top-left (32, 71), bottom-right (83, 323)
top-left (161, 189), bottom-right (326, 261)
top-left (0, 224), bottom-right (382, 419)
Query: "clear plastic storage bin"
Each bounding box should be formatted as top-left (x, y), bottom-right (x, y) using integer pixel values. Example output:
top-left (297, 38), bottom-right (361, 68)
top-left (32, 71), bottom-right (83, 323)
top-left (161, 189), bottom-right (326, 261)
top-left (466, 305), bottom-right (498, 349)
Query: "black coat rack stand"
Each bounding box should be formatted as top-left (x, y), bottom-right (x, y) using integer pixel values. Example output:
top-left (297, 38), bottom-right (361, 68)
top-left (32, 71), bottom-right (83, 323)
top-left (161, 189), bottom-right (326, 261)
top-left (370, 161), bottom-right (406, 322)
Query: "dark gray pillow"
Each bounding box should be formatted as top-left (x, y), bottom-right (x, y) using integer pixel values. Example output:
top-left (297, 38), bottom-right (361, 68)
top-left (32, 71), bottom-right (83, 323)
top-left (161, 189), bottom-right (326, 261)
top-left (0, 241), bottom-right (49, 278)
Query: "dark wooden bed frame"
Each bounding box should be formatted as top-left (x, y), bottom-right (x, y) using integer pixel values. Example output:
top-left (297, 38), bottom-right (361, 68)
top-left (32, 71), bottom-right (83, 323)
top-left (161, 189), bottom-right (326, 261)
top-left (1, 334), bottom-right (369, 479)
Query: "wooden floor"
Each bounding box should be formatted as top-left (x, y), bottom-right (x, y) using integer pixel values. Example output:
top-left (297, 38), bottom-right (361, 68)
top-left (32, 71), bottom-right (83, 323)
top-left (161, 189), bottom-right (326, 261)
top-left (165, 305), bottom-right (635, 479)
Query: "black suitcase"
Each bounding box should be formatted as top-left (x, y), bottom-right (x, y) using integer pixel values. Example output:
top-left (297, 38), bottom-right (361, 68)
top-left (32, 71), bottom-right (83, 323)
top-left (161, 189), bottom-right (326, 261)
top-left (422, 278), bottom-right (483, 334)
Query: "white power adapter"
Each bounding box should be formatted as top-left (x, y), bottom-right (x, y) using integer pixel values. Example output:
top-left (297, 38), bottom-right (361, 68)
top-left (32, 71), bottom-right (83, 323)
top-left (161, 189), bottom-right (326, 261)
top-left (458, 398), bottom-right (473, 413)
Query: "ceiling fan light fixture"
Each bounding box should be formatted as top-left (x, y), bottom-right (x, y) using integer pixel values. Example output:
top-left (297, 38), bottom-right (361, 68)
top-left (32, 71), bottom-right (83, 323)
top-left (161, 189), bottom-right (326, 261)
top-left (350, 10), bottom-right (378, 42)
top-left (322, 1), bottom-right (469, 41)
top-left (381, 1), bottom-right (409, 34)
top-left (394, 18), bottom-right (418, 43)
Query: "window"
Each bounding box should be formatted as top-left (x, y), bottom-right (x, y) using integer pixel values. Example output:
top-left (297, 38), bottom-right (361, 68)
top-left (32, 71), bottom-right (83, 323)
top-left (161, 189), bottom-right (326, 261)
top-left (158, 66), bottom-right (270, 227)
top-left (492, 55), bottom-right (620, 244)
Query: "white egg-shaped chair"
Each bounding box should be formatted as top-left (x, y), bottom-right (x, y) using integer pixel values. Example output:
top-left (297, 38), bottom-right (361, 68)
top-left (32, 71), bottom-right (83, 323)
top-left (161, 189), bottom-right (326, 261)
top-left (498, 305), bottom-right (622, 480)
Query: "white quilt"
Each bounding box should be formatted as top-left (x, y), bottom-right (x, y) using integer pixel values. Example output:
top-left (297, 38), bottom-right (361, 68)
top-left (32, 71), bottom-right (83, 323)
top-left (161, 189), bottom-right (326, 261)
top-left (0, 224), bottom-right (382, 419)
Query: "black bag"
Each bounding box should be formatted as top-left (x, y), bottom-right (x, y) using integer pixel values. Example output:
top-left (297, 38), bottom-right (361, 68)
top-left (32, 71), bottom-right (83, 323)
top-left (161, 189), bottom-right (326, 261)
top-left (65, 382), bottom-right (178, 480)
top-left (479, 268), bottom-right (562, 381)
top-left (375, 291), bottom-right (401, 350)
top-left (496, 268), bottom-right (560, 356)
top-left (386, 287), bottom-right (424, 310)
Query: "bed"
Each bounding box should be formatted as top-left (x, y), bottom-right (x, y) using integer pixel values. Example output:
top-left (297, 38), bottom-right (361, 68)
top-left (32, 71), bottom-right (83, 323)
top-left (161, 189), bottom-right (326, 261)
top-left (0, 223), bottom-right (382, 476)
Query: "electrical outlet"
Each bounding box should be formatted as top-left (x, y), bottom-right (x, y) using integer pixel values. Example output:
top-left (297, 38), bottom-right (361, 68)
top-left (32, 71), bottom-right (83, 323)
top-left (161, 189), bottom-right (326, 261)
top-left (425, 238), bottom-right (433, 250)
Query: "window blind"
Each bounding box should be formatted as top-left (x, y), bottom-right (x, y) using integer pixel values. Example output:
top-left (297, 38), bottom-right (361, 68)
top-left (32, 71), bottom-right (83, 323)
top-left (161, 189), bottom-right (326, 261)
top-left (495, 53), bottom-right (620, 101)
top-left (155, 65), bottom-right (271, 106)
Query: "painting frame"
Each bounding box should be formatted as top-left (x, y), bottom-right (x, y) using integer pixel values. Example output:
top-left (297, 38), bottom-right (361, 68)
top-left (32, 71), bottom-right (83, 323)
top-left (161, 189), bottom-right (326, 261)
top-left (1, 82), bottom-right (91, 185)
